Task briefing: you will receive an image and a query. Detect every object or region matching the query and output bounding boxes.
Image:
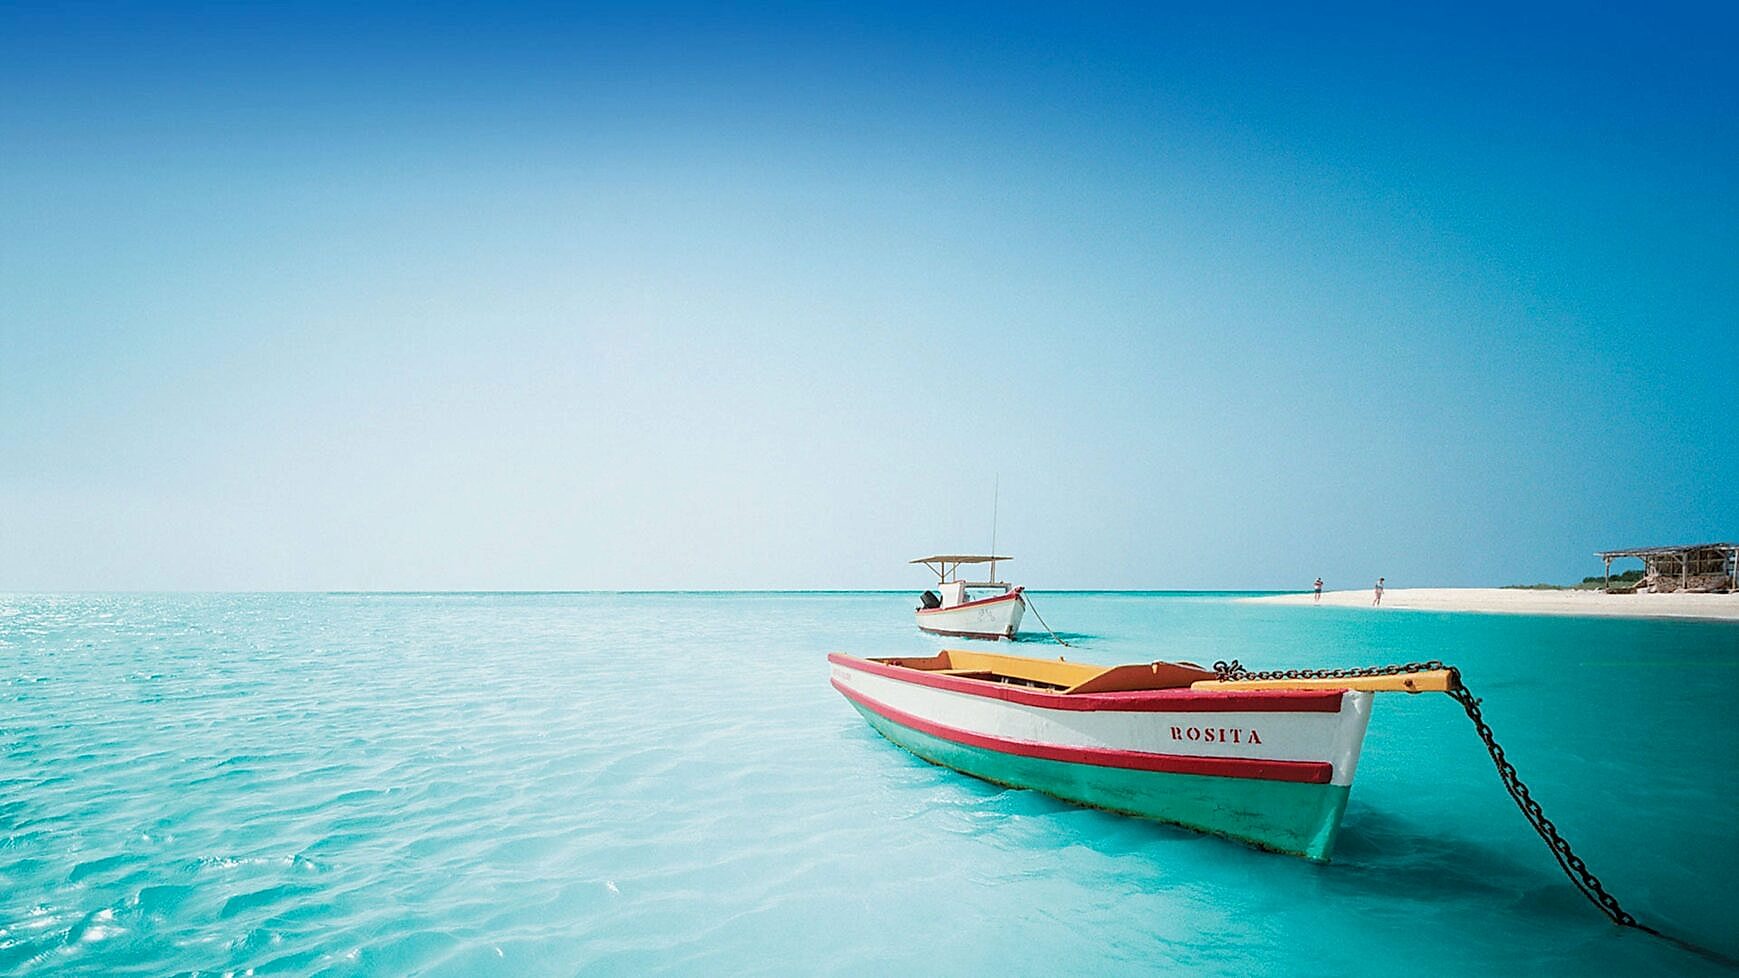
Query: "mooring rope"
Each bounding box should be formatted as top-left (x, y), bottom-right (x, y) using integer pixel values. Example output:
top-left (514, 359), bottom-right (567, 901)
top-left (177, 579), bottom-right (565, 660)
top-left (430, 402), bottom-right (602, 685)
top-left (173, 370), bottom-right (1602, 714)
top-left (1020, 593), bottom-right (1072, 648)
top-left (1211, 659), bottom-right (1735, 968)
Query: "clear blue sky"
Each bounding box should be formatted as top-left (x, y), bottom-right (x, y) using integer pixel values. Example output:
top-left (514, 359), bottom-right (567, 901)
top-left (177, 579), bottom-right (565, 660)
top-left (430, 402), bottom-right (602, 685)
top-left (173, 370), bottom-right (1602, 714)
top-left (2, 2), bottom-right (1734, 590)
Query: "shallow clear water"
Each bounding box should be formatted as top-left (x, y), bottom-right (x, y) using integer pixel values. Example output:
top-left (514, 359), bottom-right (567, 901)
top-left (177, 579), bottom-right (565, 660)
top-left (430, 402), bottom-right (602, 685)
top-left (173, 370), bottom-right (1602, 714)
top-left (3, 592), bottom-right (1736, 977)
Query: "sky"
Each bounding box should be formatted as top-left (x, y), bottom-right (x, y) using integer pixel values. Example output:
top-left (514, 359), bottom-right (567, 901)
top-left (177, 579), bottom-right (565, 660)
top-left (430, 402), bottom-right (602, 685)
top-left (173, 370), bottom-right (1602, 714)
top-left (1, 1), bottom-right (1735, 591)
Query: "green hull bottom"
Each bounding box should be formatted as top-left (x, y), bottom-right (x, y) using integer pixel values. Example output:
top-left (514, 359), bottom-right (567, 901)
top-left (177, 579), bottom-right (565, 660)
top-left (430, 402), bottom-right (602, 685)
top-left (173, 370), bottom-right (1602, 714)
top-left (853, 704), bottom-right (1351, 861)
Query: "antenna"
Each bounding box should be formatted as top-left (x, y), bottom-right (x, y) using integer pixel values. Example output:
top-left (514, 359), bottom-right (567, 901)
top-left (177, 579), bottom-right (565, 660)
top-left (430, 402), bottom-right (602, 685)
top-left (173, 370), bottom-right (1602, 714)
top-left (990, 474), bottom-right (999, 583)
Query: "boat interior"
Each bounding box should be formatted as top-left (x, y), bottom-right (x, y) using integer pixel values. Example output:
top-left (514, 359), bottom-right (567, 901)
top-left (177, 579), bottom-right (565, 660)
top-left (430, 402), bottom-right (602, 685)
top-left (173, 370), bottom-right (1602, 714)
top-left (866, 649), bottom-right (1460, 695)
top-left (871, 649), bottom-right (1219, 694)
top-left (917, 581), bottom-right (1014, 611)
top-left (910, 555), bottom-right (1016, 611)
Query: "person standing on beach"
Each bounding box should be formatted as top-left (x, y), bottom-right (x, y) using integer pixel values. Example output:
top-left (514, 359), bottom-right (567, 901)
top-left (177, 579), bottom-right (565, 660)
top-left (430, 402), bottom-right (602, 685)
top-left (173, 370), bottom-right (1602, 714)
top-left (1313, 578), bottom-right (1323, 603)
top-left (1373, 577), bottom-right (1384, 606)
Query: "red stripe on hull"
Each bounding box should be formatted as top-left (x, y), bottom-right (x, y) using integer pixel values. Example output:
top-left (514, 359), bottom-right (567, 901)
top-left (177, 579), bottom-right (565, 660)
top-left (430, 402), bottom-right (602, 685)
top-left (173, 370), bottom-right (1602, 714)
top-left (916, 625), bottom-right (1013, 640)
top-left (833, 678), bottom-right (1332, 784)
top-left (828, 653), bottom-right (1344, 714)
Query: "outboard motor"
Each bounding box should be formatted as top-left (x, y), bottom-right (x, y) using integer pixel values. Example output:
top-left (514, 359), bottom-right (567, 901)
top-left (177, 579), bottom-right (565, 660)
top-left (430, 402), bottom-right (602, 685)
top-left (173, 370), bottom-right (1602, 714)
top-left (918, 590), bottom-right (941, 610)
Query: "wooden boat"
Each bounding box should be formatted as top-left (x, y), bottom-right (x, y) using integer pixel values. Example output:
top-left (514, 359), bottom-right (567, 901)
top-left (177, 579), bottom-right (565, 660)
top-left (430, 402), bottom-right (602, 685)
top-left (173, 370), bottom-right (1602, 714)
top-left (910, 554), bottom-right (1025, 640)
top-left (829, 648), bottom-right (1455, 860)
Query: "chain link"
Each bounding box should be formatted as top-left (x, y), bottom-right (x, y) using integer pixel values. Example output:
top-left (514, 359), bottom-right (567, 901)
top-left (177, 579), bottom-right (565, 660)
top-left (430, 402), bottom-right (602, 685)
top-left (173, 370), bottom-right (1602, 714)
top-left (1211, 659), bottom-right (1450, 683)
top-left (1211, 659), bottom-right (1646, 933)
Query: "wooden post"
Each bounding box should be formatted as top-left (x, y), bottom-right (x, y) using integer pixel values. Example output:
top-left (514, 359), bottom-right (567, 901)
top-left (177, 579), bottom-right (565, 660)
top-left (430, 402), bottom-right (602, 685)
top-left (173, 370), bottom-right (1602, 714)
top-left (1604, 556), bottom-right (1611, 591)
top-left (1682, 551), bottom-right (1689, 591)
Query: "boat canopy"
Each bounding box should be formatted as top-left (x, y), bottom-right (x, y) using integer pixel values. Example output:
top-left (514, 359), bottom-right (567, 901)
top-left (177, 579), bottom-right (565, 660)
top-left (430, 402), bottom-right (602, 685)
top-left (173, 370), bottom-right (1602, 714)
top-left (911, 554), bottom-right (1013, 585)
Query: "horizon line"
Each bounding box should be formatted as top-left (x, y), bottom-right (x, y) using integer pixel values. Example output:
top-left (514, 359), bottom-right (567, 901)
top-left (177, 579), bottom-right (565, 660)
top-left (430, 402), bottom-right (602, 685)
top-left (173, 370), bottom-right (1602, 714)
top-left (0, 587), bottom-right (1308, 596)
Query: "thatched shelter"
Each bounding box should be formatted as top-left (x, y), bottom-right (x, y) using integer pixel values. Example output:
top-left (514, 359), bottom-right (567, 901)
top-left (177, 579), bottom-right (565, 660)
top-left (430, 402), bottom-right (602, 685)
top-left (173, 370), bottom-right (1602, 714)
top-left (1595, 542), bottom-right (1738, 593)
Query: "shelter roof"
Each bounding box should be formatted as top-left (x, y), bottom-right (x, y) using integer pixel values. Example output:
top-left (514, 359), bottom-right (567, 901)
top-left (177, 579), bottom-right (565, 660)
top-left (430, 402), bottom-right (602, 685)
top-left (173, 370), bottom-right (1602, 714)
top-left (1595, 542), bottom-right (1737, 558)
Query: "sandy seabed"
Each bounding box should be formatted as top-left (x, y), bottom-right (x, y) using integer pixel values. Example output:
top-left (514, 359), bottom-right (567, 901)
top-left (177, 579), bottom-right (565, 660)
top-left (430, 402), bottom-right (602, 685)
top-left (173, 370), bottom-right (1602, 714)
top-left (1243, 587), bottom-right (1739, 621)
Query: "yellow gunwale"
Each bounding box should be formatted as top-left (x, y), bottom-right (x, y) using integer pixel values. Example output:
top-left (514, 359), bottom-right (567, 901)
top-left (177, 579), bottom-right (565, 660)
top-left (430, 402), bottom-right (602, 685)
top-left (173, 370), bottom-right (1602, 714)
top-left (870, 649), bottom-right (1459, 696)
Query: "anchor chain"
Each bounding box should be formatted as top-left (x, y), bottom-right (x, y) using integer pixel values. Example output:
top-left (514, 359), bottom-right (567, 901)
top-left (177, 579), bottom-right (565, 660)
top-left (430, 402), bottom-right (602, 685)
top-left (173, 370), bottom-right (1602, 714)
top-left (1212, 659), bottom-right (1451, 684)
top-left (1211, 659), bottom-right (1647, 934)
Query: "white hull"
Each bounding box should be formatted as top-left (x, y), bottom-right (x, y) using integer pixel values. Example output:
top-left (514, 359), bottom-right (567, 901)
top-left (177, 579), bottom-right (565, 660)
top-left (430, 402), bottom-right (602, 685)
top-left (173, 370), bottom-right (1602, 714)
top-left (915, 592), bottom-right (1026, 639)
top-left (832, 660), bottom-right (1372, 786)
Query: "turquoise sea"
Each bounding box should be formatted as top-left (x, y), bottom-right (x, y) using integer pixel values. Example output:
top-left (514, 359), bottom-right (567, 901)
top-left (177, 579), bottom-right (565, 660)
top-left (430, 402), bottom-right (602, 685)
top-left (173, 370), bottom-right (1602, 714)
top-left (3, 592), bottom-right (1736, 977)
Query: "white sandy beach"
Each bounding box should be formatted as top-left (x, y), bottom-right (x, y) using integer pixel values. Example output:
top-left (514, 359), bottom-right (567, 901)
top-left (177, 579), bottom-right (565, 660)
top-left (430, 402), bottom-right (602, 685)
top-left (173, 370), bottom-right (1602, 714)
top-left (1243, 587), bottom-right (1739, 621)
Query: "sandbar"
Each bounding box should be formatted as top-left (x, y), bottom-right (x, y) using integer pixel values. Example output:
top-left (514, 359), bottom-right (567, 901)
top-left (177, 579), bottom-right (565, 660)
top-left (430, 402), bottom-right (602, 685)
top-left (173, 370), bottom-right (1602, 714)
top-left (1242, 587), bottom-right (1739, 621)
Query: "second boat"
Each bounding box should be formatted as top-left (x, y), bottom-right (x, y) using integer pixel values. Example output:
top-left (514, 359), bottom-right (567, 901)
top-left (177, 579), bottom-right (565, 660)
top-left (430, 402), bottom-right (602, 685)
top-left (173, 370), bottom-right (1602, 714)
top-left (911, 554), bottom-right (1025, 640)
